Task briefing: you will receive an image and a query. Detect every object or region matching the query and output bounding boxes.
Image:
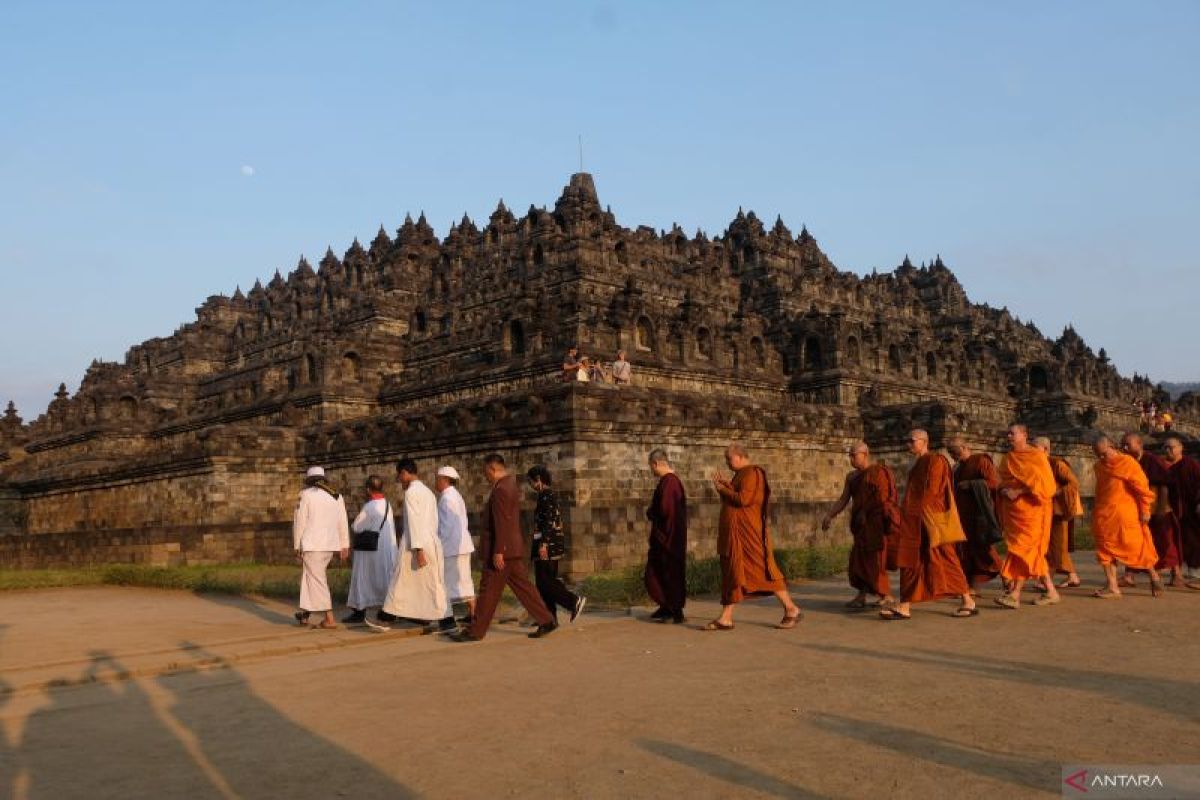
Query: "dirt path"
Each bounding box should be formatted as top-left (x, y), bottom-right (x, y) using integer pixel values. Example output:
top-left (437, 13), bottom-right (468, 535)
top-left (2, 557), bottom-right (1198, 799)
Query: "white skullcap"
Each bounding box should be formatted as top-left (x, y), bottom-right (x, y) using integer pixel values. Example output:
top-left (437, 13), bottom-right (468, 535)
top-left (436, 466), bottom-right (460, 480)
top-left (305, 466), bottom-right (325, 478)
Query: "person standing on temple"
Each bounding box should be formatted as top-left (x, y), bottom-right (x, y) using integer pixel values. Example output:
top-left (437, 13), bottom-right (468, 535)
top-left (645, 449), bottom-right (688, 623)
top-left (343, 475), bottom-right (398, 625)
top-left (435, 466), bottom-right (476, 629)
top-left (293, 466), bottom-right (350, 629)
top-left (450, 454), bottom-right (557, 642)
top-left (612, 350), bottom-right (633, 385)
top-left (527, 465), bottom-right (587, 624)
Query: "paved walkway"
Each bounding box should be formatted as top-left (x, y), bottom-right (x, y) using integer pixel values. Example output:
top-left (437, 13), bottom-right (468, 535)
top-left (2, 557), bottom-right (1198, 798)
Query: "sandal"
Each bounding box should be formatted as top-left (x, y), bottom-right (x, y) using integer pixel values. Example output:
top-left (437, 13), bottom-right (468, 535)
top-left (952, 606), bottom-right (979, 618)
top-left (294, 610), bottom-right (310, 625)
top-left (702, 620), bottom-right (734, 631)
top-left (1186, 581), bottom-right (1200, 591)
top-left (1056, 578), bottom-right (1081, 589)
top-left (1150, 577), bottom-right (1164, 598)
top-left (879, 607), bottom-right (911, 621)
top-left (1118, 575), bottom-right (1136, 588)
top-left (315, 620), bottom-right (338, 630)
top-left (993, 594), bottom-right (1020, 610)
top-left (1033, 594), bottom-right (1060, 606)
top-left (776, 612), bottom-right (803, 629)
top-left (1092, 589), bottom-right (1122, 600)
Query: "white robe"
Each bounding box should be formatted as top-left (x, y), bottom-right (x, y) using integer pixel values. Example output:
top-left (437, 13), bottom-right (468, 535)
top-left (383, 480), bottom-right (448, 621)
top-left (347, 497), bottom-right (398, 610)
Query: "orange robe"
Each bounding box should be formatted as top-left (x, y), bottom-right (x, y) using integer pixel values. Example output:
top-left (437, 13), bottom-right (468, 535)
top-left (847, 463), bottom-right (899, 597)
top-left (997, 448), bottom-right (1056, 580)
top-left (1093, 452), bottom-right (1159, 569)
top-left (1047, 456), bottom-right (1082, 575)
top-left (718, 465), bottom-right (786, 604)
top-left (894, 453), bottom-right (969, 603)
top-left (952, 453), bottom-right (1004, 585)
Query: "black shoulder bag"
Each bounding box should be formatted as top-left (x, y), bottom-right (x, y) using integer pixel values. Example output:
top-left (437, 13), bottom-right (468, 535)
top-left (352, 502), bottom-right (389, 552)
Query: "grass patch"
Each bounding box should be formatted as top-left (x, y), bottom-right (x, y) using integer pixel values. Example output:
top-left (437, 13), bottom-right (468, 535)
top-left (579, 544), bottom-right (852, 607)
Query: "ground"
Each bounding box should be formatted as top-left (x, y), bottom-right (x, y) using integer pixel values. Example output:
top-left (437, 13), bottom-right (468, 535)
top-left (1, 557), bottom-right (1197, 799)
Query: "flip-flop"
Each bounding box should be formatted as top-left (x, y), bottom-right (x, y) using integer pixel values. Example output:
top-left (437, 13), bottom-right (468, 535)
top-left (952, 607), bottom-right (979, 618)
top-left (879, 608), bottom-right (911, 621)
top-left (314, 620), bottom-right (338, 630)
top-left (1092, 589), bottom-right (1122, 600)
top-left (1186, 581), bottom-right (1200, 591)
top-left (776, 612), bottom-right (803, 629)
top-left (1033, 594), bottom-right (1060, 606)
top-left (1056, 579), bottom-right (1082, 588)
top-left (702, 620), bottom-right (734, 631)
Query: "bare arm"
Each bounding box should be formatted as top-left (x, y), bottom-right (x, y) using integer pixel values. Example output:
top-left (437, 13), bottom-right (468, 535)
top-left (821, 476), bottom-right (852, 531)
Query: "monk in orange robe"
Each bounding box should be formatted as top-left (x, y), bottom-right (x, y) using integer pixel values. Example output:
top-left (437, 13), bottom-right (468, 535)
top-left (994, 424), bottom-right (1060, 609)
top-left (946, 437), bottom-right (1004, 591)
top-left (1034, 437), bottom-right (1083, 588)
top-left (822, 441), bottom-right (900, 609)
top-left (1118, 433), bottom-right (1184, 587)
top-left (706, 444), bottom-right (801, 630)
top-left (1091, 436), bottom-right (1161, 598)
top-left (882, 429), bottom-right (976, 620)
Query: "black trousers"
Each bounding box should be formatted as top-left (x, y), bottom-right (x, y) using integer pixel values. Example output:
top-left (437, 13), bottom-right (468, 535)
top-left (534, 559), bottom-right (578, 619)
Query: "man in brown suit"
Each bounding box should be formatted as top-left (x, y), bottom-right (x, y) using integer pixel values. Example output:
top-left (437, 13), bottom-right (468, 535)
top-left (450, 453), bottom-right (557, 642)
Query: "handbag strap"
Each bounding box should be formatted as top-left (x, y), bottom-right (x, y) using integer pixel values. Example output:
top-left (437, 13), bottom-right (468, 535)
top-left (376, 502), bottom-right (390, 534)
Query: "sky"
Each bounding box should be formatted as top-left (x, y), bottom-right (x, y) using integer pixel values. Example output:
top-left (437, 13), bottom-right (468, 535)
top-left (2, 1), bottom-right (1197, 420)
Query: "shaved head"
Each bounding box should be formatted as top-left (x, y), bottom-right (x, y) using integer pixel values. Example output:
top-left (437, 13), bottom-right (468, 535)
top-left (849, 440), bottom-right (870, 456)
top-left (1120, 432), bottom-right (1144, 457)
top-left (848, 440), bottom-right (871, 469)
top-left (1033, 436), bottom-right (1051, 453)
top-left (946, 435), bottom-right (970, 462)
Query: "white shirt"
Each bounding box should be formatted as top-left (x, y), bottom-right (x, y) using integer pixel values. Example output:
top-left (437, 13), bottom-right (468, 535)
top-left (437, 485), bottom-right (474, 556)
top-left (293, 486), bottom-right (350, 552)
top-left (402, 480), bottom-right (440, 551)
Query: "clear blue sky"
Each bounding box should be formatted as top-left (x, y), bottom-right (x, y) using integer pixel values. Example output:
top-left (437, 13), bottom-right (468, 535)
top-left (2, 1), bottom-right (1197, 419)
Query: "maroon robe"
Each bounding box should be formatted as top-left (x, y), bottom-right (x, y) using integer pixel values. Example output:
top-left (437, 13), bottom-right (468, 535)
top-left (1168, 455), bottom-right (1200, 570)
top-left (1138, 452), bottom-right (1182, 571)
top-left (847, 463), bottom-right (900, 597)
top-left (952, 453), bottom-right (1004, 586)
top-left (645, 472), bottom-right (688, 613)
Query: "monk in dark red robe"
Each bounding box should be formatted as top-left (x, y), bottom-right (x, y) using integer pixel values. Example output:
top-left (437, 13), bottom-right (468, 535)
top-left (1120, 433), bottom-right (1183, 586)
top-left (645, 449), bottom-right (688, 623)
top-left (822, 441), bottom-right (899, 608)
top-left (884, 429), bottom-right (975, 620)
top-left (706, 444), bottom-right (801, 630)
top-left (1164, 437), bottom-right (1200, 587)
top-left (946, 437), bottom-right (1004, 591)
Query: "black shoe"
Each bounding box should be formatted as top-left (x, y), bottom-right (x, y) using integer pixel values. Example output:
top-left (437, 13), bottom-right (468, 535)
top-left (671, 612), bottom-right (687, 624)
top-left (438, 617), bottom-right (457, 632)
top-left (649, 607), bottom-right (671, 620)
top-left (294, 610), bottom-right (310, 625)
top-left (570, 596), bottom-right (588, 623)
top-left (376, 610), bottom-right (397, 623)
top-left (528, 623), bottom-right (558, 639)
top-left (447, 631), bottom-right (481, 643)
top-left (456, 614), bottom-right (474, 624)
top-left (342, 609), bottom-right (366, 624)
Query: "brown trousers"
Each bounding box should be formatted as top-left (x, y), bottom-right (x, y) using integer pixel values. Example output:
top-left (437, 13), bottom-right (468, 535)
top-left (467, 556), bottom-right (554, 639)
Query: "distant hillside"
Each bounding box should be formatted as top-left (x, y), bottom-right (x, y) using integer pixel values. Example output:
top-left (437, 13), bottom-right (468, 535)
top-left (1161, 382), bottom-right (1200, 399)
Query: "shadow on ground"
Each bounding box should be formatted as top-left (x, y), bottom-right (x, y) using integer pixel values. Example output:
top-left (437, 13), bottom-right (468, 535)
top-left (8, 643), bottom-right (413, 799)
top-left (636, 737), bottom-right (828, 799)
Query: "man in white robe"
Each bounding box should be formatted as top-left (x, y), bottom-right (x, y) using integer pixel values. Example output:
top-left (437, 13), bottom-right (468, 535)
top-left (383, 458), bottom-right (448, 628)
top-left (344, 475), bottom-right (399, 624)
top-left (293, 466), bottom-right (350, 629)
top-left (435, 465), bottom-right (475, 629)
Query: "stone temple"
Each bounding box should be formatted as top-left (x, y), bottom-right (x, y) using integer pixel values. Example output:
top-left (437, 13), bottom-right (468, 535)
top-left (1, 174), bottom-right (1196, 574)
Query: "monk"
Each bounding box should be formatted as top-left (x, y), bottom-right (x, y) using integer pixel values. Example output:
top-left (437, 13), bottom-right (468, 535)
top-left (993, 425), bottom-right (1059, 609)
top-left (1163, 437), bottom-right (1200, 587)
top-left (1091, 436), bottom-right (1161, 598)
top-left (882, 430), bottom-right (976, 620)
top-left (645, 448), bottom-right (688, 624)
top-left (706, 444), bottom-right (801, 630)
top-left (945, 436), bottom-right (1004, 592)
top-left (1119, 433), bottom-right (1183, 587)
top-left (1034, 437), bottom-right (1083, 588)
top-left (821, 441), bottom-right (900, 609)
